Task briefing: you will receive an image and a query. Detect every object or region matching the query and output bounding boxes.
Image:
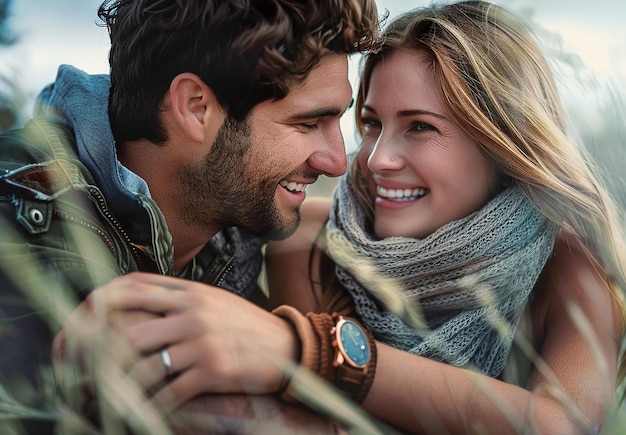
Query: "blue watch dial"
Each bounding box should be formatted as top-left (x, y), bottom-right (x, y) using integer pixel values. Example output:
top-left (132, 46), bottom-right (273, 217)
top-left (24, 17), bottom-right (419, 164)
top-left (338, 319), bottom-right (370, 367)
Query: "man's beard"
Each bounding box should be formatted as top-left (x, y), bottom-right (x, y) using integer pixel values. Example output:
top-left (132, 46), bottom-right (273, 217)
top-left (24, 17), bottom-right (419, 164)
top-left (178, 117), bottom-right (299, 240)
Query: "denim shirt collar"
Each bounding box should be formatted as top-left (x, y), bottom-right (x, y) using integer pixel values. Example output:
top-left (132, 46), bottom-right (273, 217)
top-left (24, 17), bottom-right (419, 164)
top-left (33, 65), bottom-right (162, 247)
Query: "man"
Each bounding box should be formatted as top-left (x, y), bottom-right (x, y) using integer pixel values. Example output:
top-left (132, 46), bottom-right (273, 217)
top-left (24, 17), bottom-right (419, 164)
top-left (0, 0), bottom-right (379, 432)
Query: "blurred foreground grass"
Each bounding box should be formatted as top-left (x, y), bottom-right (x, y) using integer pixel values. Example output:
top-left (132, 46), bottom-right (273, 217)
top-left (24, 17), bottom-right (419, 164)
top-left (2, 95), bottom-right (625, 434)
top-left (1, 9), bottom-right (625, 432)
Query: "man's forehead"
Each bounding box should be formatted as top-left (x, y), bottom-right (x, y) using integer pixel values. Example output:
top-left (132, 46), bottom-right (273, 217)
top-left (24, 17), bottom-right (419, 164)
top-left (246, 53), bottom-right (352, 122)
top-left (277, 54), bottom-right (352, 110)
top-left (293, 53), bottom-right (350, 90)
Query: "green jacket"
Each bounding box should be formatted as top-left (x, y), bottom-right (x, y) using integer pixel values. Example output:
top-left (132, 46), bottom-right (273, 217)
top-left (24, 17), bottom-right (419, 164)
top-left (0, 112), bottom-right (265, 432)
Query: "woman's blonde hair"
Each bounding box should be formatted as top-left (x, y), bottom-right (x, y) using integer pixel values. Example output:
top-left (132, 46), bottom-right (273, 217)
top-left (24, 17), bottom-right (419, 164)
top-left (353, 0), bottom-right (626, 376)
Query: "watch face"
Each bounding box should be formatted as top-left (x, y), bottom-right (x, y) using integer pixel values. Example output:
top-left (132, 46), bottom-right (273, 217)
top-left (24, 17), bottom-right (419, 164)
top-left (338, 319), bottom-right (370, 367)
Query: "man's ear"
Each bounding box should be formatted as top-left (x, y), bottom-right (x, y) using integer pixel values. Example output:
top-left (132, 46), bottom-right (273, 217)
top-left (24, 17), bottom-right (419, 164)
top-left (169, 73), bottom-right (220, 143)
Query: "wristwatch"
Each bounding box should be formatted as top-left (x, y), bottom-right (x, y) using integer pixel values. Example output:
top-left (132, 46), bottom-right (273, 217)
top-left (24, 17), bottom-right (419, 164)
top-left (330, 314), bottom-right (372, 399)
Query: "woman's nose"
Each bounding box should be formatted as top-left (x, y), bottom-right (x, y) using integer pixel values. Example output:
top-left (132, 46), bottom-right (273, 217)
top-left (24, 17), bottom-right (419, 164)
top-left (367, 133), bottom-right (403, 172)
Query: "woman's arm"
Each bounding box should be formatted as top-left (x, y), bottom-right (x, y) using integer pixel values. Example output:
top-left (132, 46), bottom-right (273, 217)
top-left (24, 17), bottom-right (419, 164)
top-left (362, 233), bottom-right (624, 434)
top-left (269, 204), bottom-right (623, 433)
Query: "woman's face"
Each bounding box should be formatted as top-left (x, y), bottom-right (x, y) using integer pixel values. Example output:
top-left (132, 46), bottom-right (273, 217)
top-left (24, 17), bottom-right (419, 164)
top-left (357, 49), bottom-right (499, 239)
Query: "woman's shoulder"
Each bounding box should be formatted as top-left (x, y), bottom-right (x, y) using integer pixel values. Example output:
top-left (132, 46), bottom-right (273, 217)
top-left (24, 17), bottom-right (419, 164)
top-left (530, 230), bottom-right (621, 341)
top-left (545, 231), bottom-right (611, 295)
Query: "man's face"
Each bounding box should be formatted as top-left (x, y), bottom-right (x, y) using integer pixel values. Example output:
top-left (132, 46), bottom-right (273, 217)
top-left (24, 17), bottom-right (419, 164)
top-left (179, 53), bottom-right (352, 239)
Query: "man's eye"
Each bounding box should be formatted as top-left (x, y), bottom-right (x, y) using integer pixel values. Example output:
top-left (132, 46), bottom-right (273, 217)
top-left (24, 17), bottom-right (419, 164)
top-left (299, 122), bottom-right (318, 131)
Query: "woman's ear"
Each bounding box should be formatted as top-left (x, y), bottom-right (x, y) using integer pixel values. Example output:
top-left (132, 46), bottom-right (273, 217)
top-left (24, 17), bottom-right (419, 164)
top-left (169, 73), bottom-right (221, 143)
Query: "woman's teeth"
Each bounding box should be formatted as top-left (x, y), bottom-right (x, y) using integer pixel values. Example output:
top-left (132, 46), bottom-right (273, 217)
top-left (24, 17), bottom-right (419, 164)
top-left (377, 186), bottom-right (427, 201)
top-left (280, 180), bottom-right (307, 193)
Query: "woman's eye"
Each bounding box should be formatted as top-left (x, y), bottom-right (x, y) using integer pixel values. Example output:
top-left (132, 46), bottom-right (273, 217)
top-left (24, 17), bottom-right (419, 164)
top-left (361, 117), bottom-right (381, 131)
top-left (410, 121), bottom-right (436, 132)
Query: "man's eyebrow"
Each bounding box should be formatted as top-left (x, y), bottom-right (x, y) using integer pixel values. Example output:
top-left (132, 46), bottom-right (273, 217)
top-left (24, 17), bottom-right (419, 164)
top-left (289, 107), bottom-right (345, 120)
top-left (286, 97), bottom-right (355, 120)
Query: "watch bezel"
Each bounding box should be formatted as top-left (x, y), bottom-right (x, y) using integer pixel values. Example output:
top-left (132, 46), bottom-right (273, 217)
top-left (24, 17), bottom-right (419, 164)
top-left (335, 317), bottom-right (371, 369)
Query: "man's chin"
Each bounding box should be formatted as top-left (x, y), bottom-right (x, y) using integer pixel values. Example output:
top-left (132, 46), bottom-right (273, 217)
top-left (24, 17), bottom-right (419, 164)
top-left (258, 214), bottom-right (301, 241)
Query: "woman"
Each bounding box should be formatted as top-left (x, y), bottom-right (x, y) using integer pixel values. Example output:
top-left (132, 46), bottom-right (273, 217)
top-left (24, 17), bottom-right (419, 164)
top-left (267, 1), bottom-right (626, 433)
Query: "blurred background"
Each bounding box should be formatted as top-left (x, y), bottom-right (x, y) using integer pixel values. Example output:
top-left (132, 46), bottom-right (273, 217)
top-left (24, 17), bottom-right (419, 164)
top-left (1, 0), bottom-right (625, 204)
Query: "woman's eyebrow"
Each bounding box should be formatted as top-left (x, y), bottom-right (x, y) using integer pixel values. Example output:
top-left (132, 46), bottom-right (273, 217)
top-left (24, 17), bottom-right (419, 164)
top-left (361, 104), bottom-right (447, 120)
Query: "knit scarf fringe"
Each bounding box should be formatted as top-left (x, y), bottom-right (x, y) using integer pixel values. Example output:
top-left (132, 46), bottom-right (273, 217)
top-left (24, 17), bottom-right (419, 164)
top-left (325, 175), bottom-right (557, 377)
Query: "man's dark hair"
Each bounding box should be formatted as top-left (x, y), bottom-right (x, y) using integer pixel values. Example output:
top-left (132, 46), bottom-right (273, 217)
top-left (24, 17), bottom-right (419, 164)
top-left (98, 0), bottom-right (379, 144)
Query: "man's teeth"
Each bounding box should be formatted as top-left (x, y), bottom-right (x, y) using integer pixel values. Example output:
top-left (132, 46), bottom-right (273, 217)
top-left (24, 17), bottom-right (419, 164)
top-left (279, 180), bottom-right (307, 193)
top-left (377, 186), bottom-right (426, 201)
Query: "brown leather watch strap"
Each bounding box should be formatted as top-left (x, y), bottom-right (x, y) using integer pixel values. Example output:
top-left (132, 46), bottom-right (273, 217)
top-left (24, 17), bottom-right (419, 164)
top-left (272, 305), bottom-right (377, 404)
top-left (353, 326), bottom-right (377, 404)
top-left (329, 313), bottom-right (377, 403)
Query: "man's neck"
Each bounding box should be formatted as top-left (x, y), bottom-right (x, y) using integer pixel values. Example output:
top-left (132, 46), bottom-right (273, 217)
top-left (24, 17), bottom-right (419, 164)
top-left (118, 138), bottom-right (219, 275)
top-left (169, 222), bottom-right (218, 275)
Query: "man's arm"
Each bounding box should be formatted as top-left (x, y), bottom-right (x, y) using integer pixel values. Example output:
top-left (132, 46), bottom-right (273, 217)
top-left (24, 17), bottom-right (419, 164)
top-left (172, 394), bottom-right (339, 435)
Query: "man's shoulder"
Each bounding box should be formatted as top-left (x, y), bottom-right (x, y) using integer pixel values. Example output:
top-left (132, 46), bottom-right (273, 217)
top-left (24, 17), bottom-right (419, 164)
top-left (0, 118), bottom-right (125, 293)
top-left (0, 117), bottom-right (79, 170)
top-left (0, 118), bottom-right (97, 194)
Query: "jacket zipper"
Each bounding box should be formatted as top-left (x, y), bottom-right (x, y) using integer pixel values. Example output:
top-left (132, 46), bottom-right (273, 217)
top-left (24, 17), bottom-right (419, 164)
top-left (50, 185), bottom-right (143, 269)
top-left (85, 186), bottom-right (143, 268)
top-left (215, 257), bottom-right (235, 287)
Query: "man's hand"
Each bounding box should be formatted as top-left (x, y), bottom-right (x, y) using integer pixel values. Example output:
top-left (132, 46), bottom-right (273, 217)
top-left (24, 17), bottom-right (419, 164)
top-left (53, 272), bottom-right (299, 413)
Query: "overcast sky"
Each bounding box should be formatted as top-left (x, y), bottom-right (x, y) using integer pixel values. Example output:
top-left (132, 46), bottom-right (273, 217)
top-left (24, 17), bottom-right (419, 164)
top-left (2, 0), bottom-right (625, 147)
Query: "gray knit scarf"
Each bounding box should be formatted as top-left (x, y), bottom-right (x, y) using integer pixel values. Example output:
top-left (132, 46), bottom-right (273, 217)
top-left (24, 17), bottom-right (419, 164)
top-left (325, 174), bottom-right (557, 377)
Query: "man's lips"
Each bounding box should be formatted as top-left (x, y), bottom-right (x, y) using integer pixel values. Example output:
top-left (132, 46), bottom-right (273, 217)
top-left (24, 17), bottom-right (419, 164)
top-left (279, 179), bottom-right (308, 193)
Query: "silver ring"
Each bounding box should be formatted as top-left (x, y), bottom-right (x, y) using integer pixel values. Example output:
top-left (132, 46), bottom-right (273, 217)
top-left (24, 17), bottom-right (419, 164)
top-left (160, 348), bottom-right (173, 376)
